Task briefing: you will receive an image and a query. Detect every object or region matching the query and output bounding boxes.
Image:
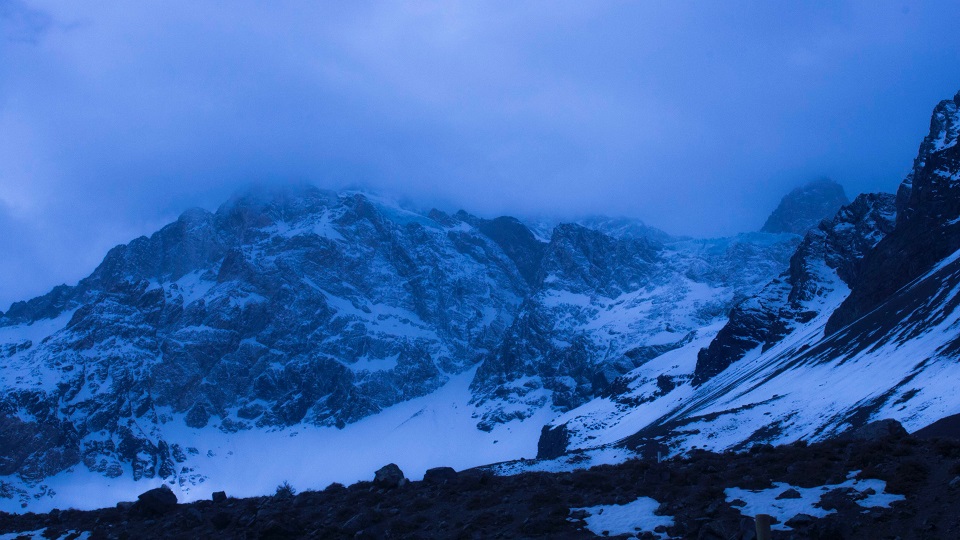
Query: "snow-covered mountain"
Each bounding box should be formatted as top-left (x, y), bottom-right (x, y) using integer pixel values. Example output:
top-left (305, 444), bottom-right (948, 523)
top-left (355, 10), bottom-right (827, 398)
top-left (470, 227), bottom-right (799, 430)
top-left (0, 189), bottom-right (537, 507)
top-left (0, 185), bottom-right (804, 511)
top-left (5, 89), bottom-right (957, 515)
top-left (538, 89), bottom-right (960, 467)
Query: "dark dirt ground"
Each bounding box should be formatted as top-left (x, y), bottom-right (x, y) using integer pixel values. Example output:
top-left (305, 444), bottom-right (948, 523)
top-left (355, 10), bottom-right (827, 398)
top-left (2, 424), bottom-right (959, 539)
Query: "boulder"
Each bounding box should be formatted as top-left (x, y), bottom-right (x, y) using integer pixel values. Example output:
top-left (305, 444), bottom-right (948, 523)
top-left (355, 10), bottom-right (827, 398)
top-left (374, 463), bottom-right (405, 489)
top-left (423, 467), bottom-right (458, 484)
top-left (776, 488), bottom-right (802, 500)
top-left (212, 490), bottom-right (227, 503)
top-left (536, 423), bottom-right (569, 460)
top-left (911, 413), bottom-right (960, 439)
top-left (135, 484), bottom-right (177, 515)
top-left (457, 469), bottom-right (491, 489)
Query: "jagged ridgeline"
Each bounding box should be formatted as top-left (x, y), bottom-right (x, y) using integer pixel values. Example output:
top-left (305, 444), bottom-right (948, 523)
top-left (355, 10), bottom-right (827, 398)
top-left (544, 90), bottom-right (960, 463)
top-left (6, 90), bottom-right (957, 513)
top-left (1, 190), bottom-right (534, 481)
top-left (0, 180), bottom-right (809, 509)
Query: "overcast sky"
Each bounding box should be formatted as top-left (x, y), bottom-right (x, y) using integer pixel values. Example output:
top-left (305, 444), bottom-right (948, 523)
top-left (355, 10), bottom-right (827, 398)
top-left (1, 1), bottom-right (960, 309)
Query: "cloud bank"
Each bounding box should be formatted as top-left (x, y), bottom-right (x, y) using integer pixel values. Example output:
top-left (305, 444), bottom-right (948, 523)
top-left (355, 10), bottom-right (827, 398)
top-left (1, 0), bottom-right (960, 307)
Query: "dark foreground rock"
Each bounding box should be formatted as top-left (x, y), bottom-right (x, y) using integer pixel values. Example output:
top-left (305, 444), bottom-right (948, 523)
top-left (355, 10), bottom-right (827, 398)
top-left (133, 485), bottom-right (177, 516)
top-left (423, 467), bottom-right (458, 484)
top-left (2, 432), bottom-right (960, 538)
top-left (374, 463), bottom-right (406, 489)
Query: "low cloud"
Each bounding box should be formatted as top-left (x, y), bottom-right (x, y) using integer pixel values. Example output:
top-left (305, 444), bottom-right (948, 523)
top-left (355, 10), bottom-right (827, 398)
top-left (1, 0), bottom-right (960, 307)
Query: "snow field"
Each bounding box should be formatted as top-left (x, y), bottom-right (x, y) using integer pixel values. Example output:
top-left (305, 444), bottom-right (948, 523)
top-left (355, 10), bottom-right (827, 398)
top-left (725, 472), bottom-right (905, 531)
top-left (0, 368), bottom-right (553, 514)
top-left (570, 497), bottom-right (674, 538)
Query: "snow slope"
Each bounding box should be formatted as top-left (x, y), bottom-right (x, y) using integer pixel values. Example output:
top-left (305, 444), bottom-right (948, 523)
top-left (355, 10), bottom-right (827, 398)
top-left (533, 90), bottom-right (960, 467)
top-left (0, 367), bottom-right (552, 513)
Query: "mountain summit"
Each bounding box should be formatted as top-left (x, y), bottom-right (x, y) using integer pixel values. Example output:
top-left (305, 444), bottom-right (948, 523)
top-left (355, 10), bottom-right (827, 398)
top-left (760, 178), bottom-right (849, 235)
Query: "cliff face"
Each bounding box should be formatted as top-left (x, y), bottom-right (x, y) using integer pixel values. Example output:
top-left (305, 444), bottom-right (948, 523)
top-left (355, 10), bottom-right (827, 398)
top-left (0, 184), bottom-right (799, 510)
top-left (0, 187), bottom-right (533, 488)
top-left (828, 91), bottom-right (960, 334)
top-left (894, 91), bottom-right (960, 222)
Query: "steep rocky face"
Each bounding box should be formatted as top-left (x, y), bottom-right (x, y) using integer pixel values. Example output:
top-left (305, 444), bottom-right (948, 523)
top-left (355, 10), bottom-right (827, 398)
top-left (694, 193), bottom-right (896, 385)
top-left (674, 232), bottom-right (801, 293)
top-left (0, 186), bottom-right (533, 486)
top-left (760, 178), bottom-right (849, 235)
top-left (542, 90), bottom-right (960, 464)
top-left (463, 214), bottom-right (546, 286)
top-left (895, 91), bottom-right (960, 220)
top-left (470, 225), bottom-right (662, 428)
top-left (0, 185), bottom-right (802, 508)
top-left (828, 92), bottom-right (960, 334)
top-left (471, 224), bottom-right (798, 429)
top-left (533, 224), bottom-right (660, 296)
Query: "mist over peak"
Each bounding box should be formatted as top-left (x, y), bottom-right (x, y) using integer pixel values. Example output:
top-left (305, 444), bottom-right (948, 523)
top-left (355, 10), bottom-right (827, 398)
top-left (2, 1), bottom-right (960, 313)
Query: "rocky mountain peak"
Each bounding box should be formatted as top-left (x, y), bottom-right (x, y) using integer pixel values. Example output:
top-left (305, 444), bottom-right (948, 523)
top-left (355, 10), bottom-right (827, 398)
top-left (0, 182), bottom-right (850, 511)
top-left (761, 178), bottom-right (849, 235)
top-left (895, 91), bottom-right (960, 222)
top-left (827, 89), bottom-right (960, 335)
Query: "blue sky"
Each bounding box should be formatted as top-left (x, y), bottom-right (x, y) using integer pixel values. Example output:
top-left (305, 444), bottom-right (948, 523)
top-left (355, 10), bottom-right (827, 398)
top-left (1, 0), bottom-right (960, 308)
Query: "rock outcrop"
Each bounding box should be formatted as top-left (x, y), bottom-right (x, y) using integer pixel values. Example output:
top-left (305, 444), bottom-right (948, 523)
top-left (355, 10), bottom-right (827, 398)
top-left (470, 223), bottom-right (797, 429)
top-left (828, 91), bottom-right (960, 334)
top-left (694, 192), bottom-right (896, 385)
top-left (0, 186), bottom-right (533, 490)
top-left (373, 464), bottom-right (405, 489)
top-left (135, 485), bottom-right (178, 515)
top-left (540, 89), bottom-right (960, 465)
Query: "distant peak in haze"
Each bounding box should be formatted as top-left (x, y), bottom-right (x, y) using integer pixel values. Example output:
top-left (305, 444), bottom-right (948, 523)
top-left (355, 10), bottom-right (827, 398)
top-left (760, 178), bottom-right (850, 235)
